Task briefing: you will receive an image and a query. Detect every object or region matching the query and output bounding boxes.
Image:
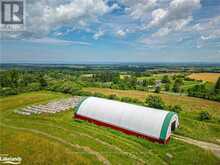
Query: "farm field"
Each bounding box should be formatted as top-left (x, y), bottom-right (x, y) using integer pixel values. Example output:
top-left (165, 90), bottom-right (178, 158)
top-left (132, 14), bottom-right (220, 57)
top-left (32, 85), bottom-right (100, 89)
top-left (84, 87), bottom-right (220, 144)
top-left (134, 73), bottom-right (205, 92)
top-left (0, 91), bottom-right (219, 164)
top-left (137, 73), bottom-right (175, 80)
top-left (188, 73), bottom-right (220, 83)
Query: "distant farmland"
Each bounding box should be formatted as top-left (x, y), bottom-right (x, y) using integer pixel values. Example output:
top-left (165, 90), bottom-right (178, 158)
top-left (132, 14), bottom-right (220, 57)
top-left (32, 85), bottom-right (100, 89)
top-left (188, 73), bottom-right (220, 83)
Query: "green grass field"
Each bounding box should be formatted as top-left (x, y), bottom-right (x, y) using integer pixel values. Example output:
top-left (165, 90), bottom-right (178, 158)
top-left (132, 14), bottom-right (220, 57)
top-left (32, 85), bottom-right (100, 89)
top-left (0, 91), bottom-right (220, 164)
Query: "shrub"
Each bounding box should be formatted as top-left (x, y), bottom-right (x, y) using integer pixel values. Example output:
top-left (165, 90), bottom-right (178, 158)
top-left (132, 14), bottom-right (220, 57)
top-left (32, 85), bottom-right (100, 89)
top-left (214, 94), bottom-right (220, 102)
top-left (108, 94), bottom-right (119, 100)
top-left (0, 87), bottom-right (17, 96)
top-left (93, 92), bottom-right (107, 98)
top-left (27, 82), bottom-right (41, 91)
top-left (120, 97), bottom-right (142, 104)
top-left (215, 77), bottom-right (220, 93)
top-left (199, 111), bottom-right (211, 121)
top-left (148, 78), bottom-right (156, 86)
top-left (121, 97), bottom-right (133, 103)
top-left (130, 98), bottom-right (142, 104)
top-left (165, 83), bottom-right (170, 91)
top-left (172, 78), bottom-right (183, 93)
top-left (188, 84), bottom-right (208, 98)
top-left (167, 105), bottom-right (183, 113)
top-left (145, 95), bottom-right (165, 109)
top-left (76, 90), bottom-right (92, 96)
top-left (154, 86), bottom-right (161, 93)
top-left (162, 75), bottom-right (171, 83)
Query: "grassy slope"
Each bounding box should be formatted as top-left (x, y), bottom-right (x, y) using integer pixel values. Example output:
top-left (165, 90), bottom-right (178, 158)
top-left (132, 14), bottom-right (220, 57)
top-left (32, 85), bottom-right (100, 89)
top-left (0, 91), bottom-right (219, 164)
top-left (84, 87), bottom-right (220, 144)
top-left (0, 91), bottom-right (69, 111)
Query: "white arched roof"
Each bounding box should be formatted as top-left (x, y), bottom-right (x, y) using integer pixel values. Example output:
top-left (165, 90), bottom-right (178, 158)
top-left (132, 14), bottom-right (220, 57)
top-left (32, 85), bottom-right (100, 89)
top-left (75, 97), bottom-right (178, 142)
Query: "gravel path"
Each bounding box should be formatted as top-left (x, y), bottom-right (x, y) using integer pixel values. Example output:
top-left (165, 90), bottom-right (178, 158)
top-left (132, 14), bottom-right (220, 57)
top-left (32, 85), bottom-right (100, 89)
top-left (174, 135), bottom-right (220, 158)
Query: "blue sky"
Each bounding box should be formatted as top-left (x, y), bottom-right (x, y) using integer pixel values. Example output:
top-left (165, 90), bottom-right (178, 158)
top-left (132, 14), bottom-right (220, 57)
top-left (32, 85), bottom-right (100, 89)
top-left (1, 0), bottom-right (220, 63)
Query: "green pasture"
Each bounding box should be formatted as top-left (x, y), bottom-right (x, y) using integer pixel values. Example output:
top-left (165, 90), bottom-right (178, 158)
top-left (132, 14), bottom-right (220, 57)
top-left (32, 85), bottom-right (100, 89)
top-left (0, 91), bottom-right (219, 164)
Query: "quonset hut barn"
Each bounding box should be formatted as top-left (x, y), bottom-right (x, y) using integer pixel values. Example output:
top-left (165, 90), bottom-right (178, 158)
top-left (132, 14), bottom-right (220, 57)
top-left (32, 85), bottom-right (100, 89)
top-left (75, 97), bottom-right (179, 144)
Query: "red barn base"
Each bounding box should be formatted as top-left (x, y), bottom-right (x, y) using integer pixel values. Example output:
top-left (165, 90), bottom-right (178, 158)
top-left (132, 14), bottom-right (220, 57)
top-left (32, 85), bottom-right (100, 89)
top-left (74, 114), bottom-right (170, 144)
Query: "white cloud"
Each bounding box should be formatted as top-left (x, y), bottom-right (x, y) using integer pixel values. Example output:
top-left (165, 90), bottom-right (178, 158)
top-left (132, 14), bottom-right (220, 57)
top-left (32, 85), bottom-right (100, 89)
top-left (169, 0), bottom-right (201, 18)
top-left (22, 37), bottom-right (91, 46)
top-left (152, 16), bottom-right (192, 37)
top-left (1, 0), bottom-right (219, 51)
top-left (116, 29), bottom-right (126, 38)
top-left (189, 16), bottom-right (220, 48)
top-left (139, 0), bottom-right (200, 43)
top-left (139, 35), bottom-right (170, 48)
top-left (149, 0), bottom-right (200, 27)
top-left (3, 0), bottom-right (118, 38)
top-left (173, 16), bottom-right (193, 30)
top-left (149, 8), bottom-right (168, 27)
top-left (54, 32), bottom-right (64, 36)
top-left (194, 16), bottom-right (220, 40)
top-left (152, 27), bottom-right (171, 37)
top-left (201, 35), bottom-right (212, 41)
top-left (126, 0), bottom-right (158, 19)
top-left (93, 30), bottom-right (104, 40)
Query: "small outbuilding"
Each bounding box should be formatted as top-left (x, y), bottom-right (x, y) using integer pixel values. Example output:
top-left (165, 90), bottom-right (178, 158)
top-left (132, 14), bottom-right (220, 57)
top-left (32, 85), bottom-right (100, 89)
top-left (74, 97), bottom-right (179, 144)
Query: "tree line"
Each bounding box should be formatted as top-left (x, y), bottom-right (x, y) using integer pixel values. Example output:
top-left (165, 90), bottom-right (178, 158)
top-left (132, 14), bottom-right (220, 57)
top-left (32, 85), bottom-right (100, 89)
top-left (0, 69), bottom-right (219, 102)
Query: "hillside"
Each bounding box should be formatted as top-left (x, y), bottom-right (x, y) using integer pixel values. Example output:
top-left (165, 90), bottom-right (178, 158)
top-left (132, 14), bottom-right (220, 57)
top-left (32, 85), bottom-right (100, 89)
top-left (0, 91), bottom-right (219, 164)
